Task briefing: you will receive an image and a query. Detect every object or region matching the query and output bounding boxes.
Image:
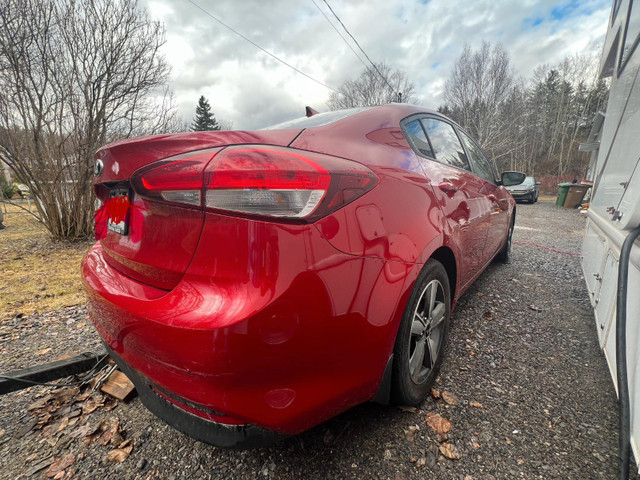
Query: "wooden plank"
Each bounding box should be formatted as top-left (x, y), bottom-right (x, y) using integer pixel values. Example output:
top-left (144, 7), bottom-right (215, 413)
top-left (0, 352), bottom-right (107, 395)
top-left (100, 370), bottom-right (136, 400)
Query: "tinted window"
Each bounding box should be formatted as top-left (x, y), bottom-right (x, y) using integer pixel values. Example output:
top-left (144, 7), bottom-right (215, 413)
top-left (421, 119), bottom-right (470, 171)
top-left (458, 130), bottom-right (497, 183)
top-left (620, 0), bottom-right (640, 72)
top-left (404, 120), bottom-right (434, 157)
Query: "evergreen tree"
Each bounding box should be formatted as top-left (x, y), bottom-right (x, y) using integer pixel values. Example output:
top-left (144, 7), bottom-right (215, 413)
top-left (191, 96), bottom-right (220, 131)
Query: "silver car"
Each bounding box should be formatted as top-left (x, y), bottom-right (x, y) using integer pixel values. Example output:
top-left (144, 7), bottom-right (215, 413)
top-left (506, 176), bottom-right (540, 203)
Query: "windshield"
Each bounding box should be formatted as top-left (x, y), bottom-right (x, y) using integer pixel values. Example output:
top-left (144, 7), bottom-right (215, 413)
top-left (523, 176), bottom-right (535, 185)
top-left (262, 107), bottom-right (370, 130)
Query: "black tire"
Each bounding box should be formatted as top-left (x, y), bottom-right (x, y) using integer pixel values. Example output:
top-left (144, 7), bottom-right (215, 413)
top-left (495, 215), bottom-right (514, 263)
top-left (391, 259), bottom-right (451, 406)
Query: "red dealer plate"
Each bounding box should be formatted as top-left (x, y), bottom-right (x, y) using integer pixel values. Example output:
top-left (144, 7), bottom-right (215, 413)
top-left (107, 188), bottom-right (131, 235)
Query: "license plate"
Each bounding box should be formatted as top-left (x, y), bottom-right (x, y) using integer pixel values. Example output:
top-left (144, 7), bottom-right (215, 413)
top-left (107, 188), bottom-right (131, 235)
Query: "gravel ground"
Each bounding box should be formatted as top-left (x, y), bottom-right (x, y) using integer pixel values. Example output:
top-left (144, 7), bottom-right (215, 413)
top-left (0, 200), bottom-right (631, 479)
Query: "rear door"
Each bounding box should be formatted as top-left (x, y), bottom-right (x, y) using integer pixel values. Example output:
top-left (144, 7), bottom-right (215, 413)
top-left (403, 115), bottom-right (492, 288)
top-left (456, 128), bottom-right (510, 260)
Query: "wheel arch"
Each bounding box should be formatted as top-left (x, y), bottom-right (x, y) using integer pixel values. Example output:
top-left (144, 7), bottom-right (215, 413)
top-left (429, 246), bottom-right (457, 307)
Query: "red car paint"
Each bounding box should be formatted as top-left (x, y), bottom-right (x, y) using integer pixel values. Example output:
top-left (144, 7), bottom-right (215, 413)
top-left (82, 104), bottom-right (515, 444)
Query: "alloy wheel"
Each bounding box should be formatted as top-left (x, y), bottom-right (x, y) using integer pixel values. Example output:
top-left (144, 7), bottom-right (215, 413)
top-left (408, 279), bottom-right (446, 384)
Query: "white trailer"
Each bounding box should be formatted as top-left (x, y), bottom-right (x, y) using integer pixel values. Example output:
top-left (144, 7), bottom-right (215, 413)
top-left (581, 0), bottom-right (640, 475)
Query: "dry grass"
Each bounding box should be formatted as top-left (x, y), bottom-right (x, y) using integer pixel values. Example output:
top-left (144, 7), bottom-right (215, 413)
top-left (0, 202), bottom-right (93, 320)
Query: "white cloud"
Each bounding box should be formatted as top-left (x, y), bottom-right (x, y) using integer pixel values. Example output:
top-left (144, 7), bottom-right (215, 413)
top-left (141, 0), bottom-right (612, 130)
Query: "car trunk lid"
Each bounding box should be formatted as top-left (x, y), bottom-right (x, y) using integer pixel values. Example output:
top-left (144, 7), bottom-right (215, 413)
top-left (94, 129), bottom-right (302, 291)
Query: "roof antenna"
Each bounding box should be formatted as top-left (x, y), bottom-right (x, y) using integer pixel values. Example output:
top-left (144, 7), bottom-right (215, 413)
top-left (305, 106), bottom-right (319, 117)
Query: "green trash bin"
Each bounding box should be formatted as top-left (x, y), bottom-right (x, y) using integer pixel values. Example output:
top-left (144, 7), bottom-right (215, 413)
top-left (556, 183), bottom-right (571, 206)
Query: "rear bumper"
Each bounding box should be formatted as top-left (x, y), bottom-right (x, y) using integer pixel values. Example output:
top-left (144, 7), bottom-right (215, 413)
top-left (82, 215), bottom-right (420, 441)
top-left (105, 345), bottom-right (285, 448)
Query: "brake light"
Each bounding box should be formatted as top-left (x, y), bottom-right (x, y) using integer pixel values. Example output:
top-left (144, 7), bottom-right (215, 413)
top-left (130, 145), bottom-right (378, 221)
top-left (131, 148), bottom-right (221, 206)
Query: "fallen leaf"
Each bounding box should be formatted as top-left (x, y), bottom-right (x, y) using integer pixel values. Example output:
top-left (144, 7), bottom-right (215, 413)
top-left (425, 413), bottom-right (451, 434)
top-left (528, 305), bottom-right (542, 312)
top-left (517, 459), bottom-right (525, 465)
top-left (53, 387), bottom-right (80, 405)
top-left (77, 323), bottom-right (86, 328)
top-left (28, 396), bottom-right (52, 411)
top-left (398, 405), bottom-right (417, 413)
top-left (469, 401), bottom-right (483, 408)
top-left (107, 445), bottom-right (132, 463)
top-left (118, 439), bottom-right (132, 449)
top-left (82, 395), bottom-right (105, 415)
top-left (53, 471), bottom-right (65, 480)
top-left (69, 423), bottom-right (93, 439)
top-left (441, 391), bottom-right (459, 406)
top-left (472, 442), bottom-right (480, 449)
top-left (25, 453), bottom-right (38, 462)
top-left (55, 417), bottom-right (69, 434)
top-left (36, 348), bottom-right (52, 356)
top-left (439, 443), bottom-right (461, 460)
top-left (416, 457), bottom-right (426, 467)
top-left (97, 420), bottom-right (120, 446)
top-left (103, 397), bottom-right (119, 412)
top-left (431, 389), bottom-right (441, 399)
top-left (404, 425), bottom-right (420, 442)
top-left (75, 390), bottom-right (92, 403)
top-left (383, 449), bottom-right (392, 460)
top-left (44, 453), bottom-right (75, 478)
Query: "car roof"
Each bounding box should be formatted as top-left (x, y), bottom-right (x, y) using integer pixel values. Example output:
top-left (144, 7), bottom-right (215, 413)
top-left (263, 104), bottom-right (445, 131)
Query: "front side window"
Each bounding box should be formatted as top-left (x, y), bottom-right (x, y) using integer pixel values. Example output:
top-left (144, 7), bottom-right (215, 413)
top-left (404, 120), bottom-right (434, 157)
top-left (458, 129), bottom-right (497, 183)
top-left (421, 118), bottom-right (470, 171)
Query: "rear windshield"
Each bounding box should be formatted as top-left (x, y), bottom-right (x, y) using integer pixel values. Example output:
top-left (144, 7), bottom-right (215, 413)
top-left (262, 107), bottom-right (370, 130)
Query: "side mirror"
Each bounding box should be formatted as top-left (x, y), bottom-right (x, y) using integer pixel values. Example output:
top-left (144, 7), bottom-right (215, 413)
top-left (501, 171), bottom-right (526, 187)
top-left (535, 181), bottom-right (542, 186)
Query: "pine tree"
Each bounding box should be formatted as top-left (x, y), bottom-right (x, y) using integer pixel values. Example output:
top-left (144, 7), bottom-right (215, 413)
top-left (191, 96), bottom-right (220, 131)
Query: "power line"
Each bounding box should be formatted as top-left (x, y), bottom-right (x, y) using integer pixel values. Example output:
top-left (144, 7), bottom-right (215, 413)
top-left (310, 0), bottom-right (369, 70)
top-left (320, 0), bottom-right (397, 96)
top-left (186, 0), bottom-right (339, 94)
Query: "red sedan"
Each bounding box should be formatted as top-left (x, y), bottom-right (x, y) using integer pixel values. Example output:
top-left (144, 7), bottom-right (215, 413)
top-left (82, 104), bottom-right (523, 447)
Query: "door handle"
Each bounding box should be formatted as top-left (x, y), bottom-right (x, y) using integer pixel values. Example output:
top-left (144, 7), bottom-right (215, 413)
top-left (438, 182), bottom-right (458, 193)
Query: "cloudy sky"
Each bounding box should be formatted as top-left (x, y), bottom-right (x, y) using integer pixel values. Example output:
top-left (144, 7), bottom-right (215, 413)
top-left (141, 0), bottom-right (612, 130)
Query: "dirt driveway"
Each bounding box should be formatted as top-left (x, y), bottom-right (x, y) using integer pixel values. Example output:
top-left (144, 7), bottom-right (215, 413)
top-left (0, 200), bottom-right (623, 479)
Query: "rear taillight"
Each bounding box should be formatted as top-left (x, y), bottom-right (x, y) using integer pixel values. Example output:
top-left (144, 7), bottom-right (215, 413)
top-left (130, 145), bottom-right (378, 222)
top-left (130, 148), bottom-right (222, 206)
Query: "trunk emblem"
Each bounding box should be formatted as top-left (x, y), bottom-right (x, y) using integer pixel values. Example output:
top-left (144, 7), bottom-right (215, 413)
top-left (95, 159), bottom-right (104, 177)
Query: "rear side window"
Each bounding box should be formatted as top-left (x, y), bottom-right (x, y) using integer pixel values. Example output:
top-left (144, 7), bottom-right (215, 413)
top-left (405, 120), bottom-right (434, 157)
top-left (421, 119), bottom-right (470, 171)
top-left (458, 130), bottom-right (497, 183)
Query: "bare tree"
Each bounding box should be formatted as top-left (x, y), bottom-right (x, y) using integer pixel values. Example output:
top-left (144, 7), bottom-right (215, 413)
top-left (443, 42), bottom-right (520, 162)
top-left (327, 62), bottom-right (415, 110)
top-left (0, 0), bottom-right (176, 239)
